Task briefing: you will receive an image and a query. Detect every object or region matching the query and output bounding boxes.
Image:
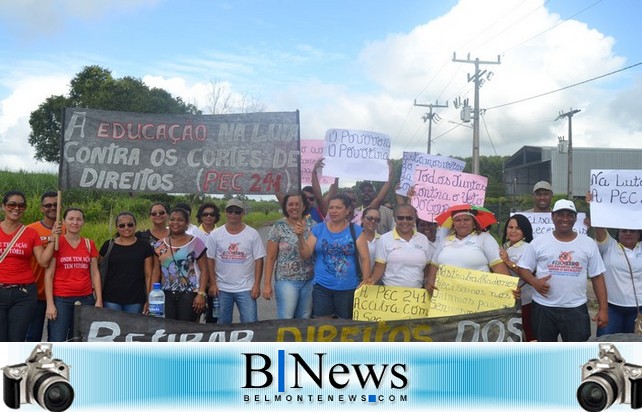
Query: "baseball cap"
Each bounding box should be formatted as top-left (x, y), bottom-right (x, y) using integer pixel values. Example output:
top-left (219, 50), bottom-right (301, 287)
top-left (225, 198), bottom-right (246, 211)
top-left (552, 199), bottom-right (576, 213)
top-left (532, 181), bottom-right (553, 193)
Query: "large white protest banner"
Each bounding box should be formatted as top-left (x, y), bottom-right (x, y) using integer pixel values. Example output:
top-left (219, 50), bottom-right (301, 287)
top-left (411, 167), bottom-right (487, 222)
top-left (300, 139), bottom-right (335, 185)
top-left (517, 212), bottom-right (588, 237)
top-left (589, 169), bottom-right (642, 229)
top-left (396, 152), bottom-right (466, 197)
top-left (322, 128), bottom-right (390, 181)
top-left (61, 108), bottom-right (300, 194)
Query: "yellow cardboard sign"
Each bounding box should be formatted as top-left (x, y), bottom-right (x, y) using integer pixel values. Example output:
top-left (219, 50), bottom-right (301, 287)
top-left (352, 285), bottom-right (430, 321)
top-left (428, 264), bottom-right (518, 318)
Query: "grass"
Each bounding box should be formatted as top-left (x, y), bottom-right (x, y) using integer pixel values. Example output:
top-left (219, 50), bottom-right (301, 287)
top-left (0, 170), bottom-right (283, 247)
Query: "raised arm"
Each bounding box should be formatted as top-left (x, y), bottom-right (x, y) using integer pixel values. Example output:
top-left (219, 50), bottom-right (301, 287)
top-left (369, 159), bottom-right (394, 210)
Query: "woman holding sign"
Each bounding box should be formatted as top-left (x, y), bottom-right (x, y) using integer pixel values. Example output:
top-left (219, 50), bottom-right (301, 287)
top-left (296, 193), bottom-right (371, 319)
top-left (586, 192), bottom-right (642, 335)
top-left (499, 214), bottom-right (535, 341)
top-left (425, 205), bottom-right (510, 294)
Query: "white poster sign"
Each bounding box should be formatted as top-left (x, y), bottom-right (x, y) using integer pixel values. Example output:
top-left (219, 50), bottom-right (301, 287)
top-left (516, 212), bottom-right (588, 237)
top-left (396, 152), bottom-right (466, 197)
top-left (589, 169), bottom-right (642, 229)
top-left (322, 129), bottom-right (390, 181)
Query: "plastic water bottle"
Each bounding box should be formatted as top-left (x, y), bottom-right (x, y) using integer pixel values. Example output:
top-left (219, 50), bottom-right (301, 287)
top-left (149, 283), bottom-right (165, 318)
top-left (211, 296), bottom-right (220, 318)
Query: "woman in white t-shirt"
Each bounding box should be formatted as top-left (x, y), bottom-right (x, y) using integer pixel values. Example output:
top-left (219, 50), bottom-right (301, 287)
top-left (425, 210), bottom-right (510, 294)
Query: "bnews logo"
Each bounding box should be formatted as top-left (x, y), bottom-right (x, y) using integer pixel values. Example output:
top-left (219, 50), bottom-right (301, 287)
top-left (242, 350), bottom-right (409, 404)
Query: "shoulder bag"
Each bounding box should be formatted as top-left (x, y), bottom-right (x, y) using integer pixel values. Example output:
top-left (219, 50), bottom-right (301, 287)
top-left (620, 244), bottom-right (642, 335)
top-left (99, 239), bottom-right (115, 288)
top-left (0, 225), bottom-right (28, 264)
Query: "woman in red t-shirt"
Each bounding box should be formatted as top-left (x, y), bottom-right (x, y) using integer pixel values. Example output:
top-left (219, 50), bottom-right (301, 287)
top-left (45, 208), bottom-right (103, 342)
top-left (0, 190), bottom-right (57, 342)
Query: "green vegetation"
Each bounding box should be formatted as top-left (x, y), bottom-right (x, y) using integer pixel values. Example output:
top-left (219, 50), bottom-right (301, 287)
top-left (0, 170), bottom-right (283, 248)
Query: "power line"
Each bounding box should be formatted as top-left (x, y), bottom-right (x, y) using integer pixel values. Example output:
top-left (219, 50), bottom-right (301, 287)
top-left (485, 61), bottom-right (642, 111)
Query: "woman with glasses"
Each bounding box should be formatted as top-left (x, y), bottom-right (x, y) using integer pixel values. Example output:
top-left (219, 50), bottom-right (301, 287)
top-left (196, 203), bottom-right (220, 235)
top-left (263, 192), bottom-right (315, 319)
top-left (425, 209), bottom-right (510, 294)
top-left (137, 202), bottom-right (170, 247)
top-left (99, 212), bottom-right (155, 314)
top-left (152, 207), bottom-right (208, 322)
top-left (361, 207), bottom-right (382, 272)
top-left (0, 191), bottom-right (57, 342)
top-left (296, 193), bottom-right (371, 319)
top-left (585, 192), bottom-right (642, 335)
top-left (370, 205), bottom-right (432, 288)
top-left (45, 207), bottom-right (103, 342)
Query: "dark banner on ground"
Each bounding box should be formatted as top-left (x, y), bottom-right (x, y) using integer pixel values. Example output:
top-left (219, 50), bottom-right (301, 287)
top-left (61, 108), bottom-right (300, 195)
top-left (73, 305), bottom-right (522, 342)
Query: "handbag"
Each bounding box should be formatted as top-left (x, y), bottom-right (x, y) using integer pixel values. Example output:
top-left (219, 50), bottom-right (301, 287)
top-left (348, 223), bottom-right (362, 280)
top-left (620, 244), bottom-right (642, 335)
top-left (0, 225), bottom-right (27, 264)
top-left (100, 239), bottom-right (115, 288)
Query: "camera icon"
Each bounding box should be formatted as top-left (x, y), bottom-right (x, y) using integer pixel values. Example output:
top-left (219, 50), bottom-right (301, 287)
top-left (577, 343), bottom-right (642, 411)
top-left (3, 344), bottom-right (74, 412)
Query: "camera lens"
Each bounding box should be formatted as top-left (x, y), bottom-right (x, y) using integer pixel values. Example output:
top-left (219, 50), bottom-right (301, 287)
top-left (577, 372), bottom-right (618, 412)
top-left (33, 372), bottom-right (74, 412)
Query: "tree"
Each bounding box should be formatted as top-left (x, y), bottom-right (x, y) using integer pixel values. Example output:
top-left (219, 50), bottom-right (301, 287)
top-left (205, 79), bottom-right (265, 114)
top-left (28, 65), bottom-right (200, 163)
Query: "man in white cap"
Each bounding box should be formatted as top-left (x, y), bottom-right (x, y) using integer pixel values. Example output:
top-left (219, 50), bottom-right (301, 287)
top-left (525, 181), bottom-right (553, 212)
top-left (206, 198), bottom-right (266, 324)
top-left (517, 199), bottom-right (608, 341)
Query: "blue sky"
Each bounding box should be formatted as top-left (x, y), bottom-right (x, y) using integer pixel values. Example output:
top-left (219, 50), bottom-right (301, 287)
top-left (1, 0), bottom-right (641, 173)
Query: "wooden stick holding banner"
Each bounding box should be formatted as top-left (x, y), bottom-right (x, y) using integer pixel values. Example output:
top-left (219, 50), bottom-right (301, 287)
top-left (54, 190), bottom-right (62, 250)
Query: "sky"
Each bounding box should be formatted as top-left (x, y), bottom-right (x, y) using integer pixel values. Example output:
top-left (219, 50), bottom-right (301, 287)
top-left (1, 0), bottom-right (641, 174)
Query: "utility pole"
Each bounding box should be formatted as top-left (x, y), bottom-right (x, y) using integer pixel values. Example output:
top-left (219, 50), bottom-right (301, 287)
top-left (413, 99), bottom-right (448, 154)
top-left (555, 108), bottom-right (581, 199)
top-left (452, 53), bottom-right (501, 175)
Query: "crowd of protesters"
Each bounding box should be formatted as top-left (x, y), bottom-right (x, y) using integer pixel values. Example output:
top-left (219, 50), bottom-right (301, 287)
top-left (0, 166), bottom-right (639, 342)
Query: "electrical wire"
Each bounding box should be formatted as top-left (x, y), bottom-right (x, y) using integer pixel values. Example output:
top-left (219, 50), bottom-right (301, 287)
top-left (485, 61), bottom-right (642, 111)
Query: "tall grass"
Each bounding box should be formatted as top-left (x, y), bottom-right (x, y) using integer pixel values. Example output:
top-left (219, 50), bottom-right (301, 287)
top-left (0, 170), bottom-right (283, 247)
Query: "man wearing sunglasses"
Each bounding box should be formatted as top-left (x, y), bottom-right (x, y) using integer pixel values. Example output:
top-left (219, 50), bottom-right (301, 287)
top-left (25, 191), bottom-right (61, 341)
top-left (206, 198), bottom-right (266, 324)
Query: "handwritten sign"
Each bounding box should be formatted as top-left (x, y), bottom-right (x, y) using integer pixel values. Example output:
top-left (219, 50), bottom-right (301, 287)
top-left (396, 152), bottom-right (466, 197)
top-left (517, 212), bottom-right (588, 237)
top-left (61, 108), bottom-right (300, 194)
top-left (428, 264), bottom-right (517, 318)
top-left (410, 167), bottom-right (488, 222)
top-left (352, 285), bottom-right (430, 321)
top-left (300, 140), bottom-right (335, 185)
top-left (589, 169), bottom-right (642, 229)
top-left (322, 128), bottom-right (390, 181)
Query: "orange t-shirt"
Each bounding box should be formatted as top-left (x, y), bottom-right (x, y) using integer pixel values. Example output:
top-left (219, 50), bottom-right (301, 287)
top-left (27, 221), bottom-right (53, 300)
top-left (52, 236), bottom-right (98, 297)
top-left (0, 225), bottom-right (42, 284)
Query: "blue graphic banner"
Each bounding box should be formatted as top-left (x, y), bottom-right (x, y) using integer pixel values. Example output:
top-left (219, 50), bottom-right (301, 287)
top-left (2, 342), bottom-right (638, 411)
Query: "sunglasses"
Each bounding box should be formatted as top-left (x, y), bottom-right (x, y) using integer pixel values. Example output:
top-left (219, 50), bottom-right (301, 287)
top-left (42, 203), bottom-right (58, 209)
top-left (150, 211), bottom-right (166, 216)
top-left (226, 208), bottom-right (243, 215)
top-left (364, 216), bottom-right (381, 223)
top-left (118, 223), bottom-right (135, 228)
top-left (5, 202), bottom-right (27, 210)
top-left (396, 216), bottom-right (415, 221)
top-left (201, 212), bottom-right (217, 217)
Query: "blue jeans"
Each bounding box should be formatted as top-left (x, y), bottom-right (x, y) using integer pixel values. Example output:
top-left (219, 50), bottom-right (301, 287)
top-left (25, 299), bottom-right (47, 342)
top-left (0, 283), bottom-right (37, 342)
top-left (597, 303), bottom-right (642, 336)
top-left (275, 279), bottom-right (313, 319)
top-left (104, 301), bottom-right (144, 315)
top-left (531, 301), bottom-right (591, 342)
top-left (47, 295), bottom-right (95, 342)
top-left (218, 290), bottom-right (257, 324)
top-left (312, 283), bottom-right (355, 319)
